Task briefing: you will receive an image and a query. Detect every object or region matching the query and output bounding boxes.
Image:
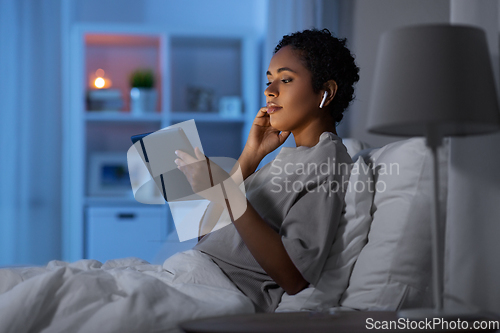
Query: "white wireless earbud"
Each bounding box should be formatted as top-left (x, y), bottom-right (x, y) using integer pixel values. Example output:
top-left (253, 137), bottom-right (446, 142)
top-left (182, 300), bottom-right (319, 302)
top-left (319, 91), bottom-right (328, 108)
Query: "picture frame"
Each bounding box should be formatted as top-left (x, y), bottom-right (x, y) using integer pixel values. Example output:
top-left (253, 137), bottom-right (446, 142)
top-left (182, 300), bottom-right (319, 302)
top-left (89, 152), bottom-right (132, 196)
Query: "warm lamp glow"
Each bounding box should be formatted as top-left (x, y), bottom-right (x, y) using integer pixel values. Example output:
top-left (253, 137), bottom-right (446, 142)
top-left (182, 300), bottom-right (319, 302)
top-left (89, 68), bottom-right (112, 89)
top-left (95, 68), bottom-right (105, 77)
top-left (94, 77), bottom-right (105, 89)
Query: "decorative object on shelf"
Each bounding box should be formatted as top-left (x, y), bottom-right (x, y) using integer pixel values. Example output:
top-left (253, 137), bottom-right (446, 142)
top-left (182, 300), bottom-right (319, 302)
top-left (86, 88), bottom-right (124, 112)
top-left (130, 69), bottom-right (157, 115)
top-left (186, 86), bottom-right (214, 112)
top-left (219, 96), bottom-right (242, 118)
top-left (367, 24), bottom-right (500, 319)
top-left (89, 68), bottom-right (113, 89)
top-left (89, 152), bottom-right (132, 196)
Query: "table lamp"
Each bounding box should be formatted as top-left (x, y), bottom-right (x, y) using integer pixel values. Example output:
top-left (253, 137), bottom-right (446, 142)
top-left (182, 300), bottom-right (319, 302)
top-left (366, 24), bottom-right (500, 318)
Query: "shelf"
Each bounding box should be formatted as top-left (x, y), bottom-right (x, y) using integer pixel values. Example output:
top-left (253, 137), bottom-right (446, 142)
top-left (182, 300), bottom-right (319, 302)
top-left (85, 32), bottom-right (162, 112)
top-left (170, 112), bottom-right (245, 123)
top-left (63, 24), bottom-right (258, 262)
top-left (85, 112), bottom-right (162, 122)
top-left (170, 37), bottom-right (241, 113)
top-left (85, 34), bottom-right (160, 47)
top-left (85, 111), bottom-right (244, 124)
top-left (85, 196), bottom-right (153, 206)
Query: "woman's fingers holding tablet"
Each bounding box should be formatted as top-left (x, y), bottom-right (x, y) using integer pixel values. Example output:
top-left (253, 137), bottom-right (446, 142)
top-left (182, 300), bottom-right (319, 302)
top-left (174, 148), bottom-right (204, 165)
top-left (175, 148), bottom-right (230, 204)
top-left (194, 147), bottom-right (205, 160)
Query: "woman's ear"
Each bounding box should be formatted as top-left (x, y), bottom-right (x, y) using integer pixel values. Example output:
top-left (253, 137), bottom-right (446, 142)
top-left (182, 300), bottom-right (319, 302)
top-left (320, 80), bottom-right (338, 108)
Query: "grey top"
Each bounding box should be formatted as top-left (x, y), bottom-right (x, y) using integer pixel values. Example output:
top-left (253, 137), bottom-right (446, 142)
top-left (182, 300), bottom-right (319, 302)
top-left (194, 132), bottom-right (352, 312)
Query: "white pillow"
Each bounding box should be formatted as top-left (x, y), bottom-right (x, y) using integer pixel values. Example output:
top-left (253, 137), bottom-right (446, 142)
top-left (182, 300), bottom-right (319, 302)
top-left (342, 138), bottom-right (371, 158)
top-left (276, 156), bottom-right (374, 311)
top-left (340, 138), bottom-right (449, 310)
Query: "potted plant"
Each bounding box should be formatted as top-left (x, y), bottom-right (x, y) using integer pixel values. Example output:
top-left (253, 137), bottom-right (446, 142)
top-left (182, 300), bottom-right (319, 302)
top-left (129, 69), bottom-right (157, 114)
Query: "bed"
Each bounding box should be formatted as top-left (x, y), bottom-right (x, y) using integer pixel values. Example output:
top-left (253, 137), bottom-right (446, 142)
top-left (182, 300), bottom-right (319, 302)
top-left (0, 137), bottom-right (447, 332)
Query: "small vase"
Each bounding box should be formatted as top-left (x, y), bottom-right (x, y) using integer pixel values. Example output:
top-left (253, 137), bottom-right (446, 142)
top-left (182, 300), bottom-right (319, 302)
top-left (130, 88), bottom-right (157, 115)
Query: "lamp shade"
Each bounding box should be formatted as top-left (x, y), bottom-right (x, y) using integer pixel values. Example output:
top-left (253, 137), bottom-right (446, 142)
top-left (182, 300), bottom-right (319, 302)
top-left (367, 24), bottom-right (500, 137)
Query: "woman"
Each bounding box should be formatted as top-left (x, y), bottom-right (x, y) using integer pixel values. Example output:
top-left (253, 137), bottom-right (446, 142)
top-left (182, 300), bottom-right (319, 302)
top-left (0, 29), bottom-right (360, 332)
top-left (175, 28), bottom-right (360, 313)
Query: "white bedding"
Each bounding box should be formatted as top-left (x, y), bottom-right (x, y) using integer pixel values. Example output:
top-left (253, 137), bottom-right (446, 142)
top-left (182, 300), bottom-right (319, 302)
top-left (0, 250), bottom-right (255, 333)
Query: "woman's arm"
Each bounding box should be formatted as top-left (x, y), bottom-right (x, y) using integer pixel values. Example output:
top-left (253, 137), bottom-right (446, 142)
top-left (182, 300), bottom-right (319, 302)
top-left (204, 170), bottom-right (306, 295)
top-left (177, 107), bottom-right (306, 294)
top-left (230, 195), bottom-right (309, 295)
top-left (177, 154), bottom-right (307, 293)
top-left (197, 202), bottom-right (224, 241)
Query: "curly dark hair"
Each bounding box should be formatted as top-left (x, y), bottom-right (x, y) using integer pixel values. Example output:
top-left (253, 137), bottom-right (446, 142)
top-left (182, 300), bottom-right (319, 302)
top-left (274, 29), bottom-right (360, 125)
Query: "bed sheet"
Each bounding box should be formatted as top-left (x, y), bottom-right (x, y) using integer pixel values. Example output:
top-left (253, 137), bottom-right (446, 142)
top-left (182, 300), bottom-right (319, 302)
top-left (0, 250), bottom-right (254, 333)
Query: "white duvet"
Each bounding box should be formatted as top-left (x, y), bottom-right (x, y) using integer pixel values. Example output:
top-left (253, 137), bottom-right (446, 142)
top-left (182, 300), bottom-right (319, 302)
top-left (0, 250), bottom-right (255, 333)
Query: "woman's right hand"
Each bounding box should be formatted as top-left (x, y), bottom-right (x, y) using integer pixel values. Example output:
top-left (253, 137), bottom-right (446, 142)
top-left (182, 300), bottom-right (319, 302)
top-left (236, 107), bottom-right (290, 180)
top-left (244, 107), bottom-right (291, 160)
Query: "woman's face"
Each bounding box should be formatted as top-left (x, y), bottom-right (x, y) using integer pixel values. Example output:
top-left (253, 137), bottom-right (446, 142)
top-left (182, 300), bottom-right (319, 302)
top-left (265, 45), bottom-right (323, 133)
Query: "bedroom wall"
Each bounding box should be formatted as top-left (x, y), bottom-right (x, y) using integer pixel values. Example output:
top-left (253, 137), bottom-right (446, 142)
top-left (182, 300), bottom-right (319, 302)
top-left (446, 0), bottom-right (500, 316)
top-left (337, 0), bottom-right (500, 315)
top-left (73, 0), bottom-right (267, 34)
top-left (338, 0), bottom-right (451, 147)
top-left (0, 0), bottom-right (63, 266)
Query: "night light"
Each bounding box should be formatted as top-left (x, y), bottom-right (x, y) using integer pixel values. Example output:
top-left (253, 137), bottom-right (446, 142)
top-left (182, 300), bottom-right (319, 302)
top-left (91, 68), bottom-right (112, 89)
top-left (94, 77), bottom-right (105, 89)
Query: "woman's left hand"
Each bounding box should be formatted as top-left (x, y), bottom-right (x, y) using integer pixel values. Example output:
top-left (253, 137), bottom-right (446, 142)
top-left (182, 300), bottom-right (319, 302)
top-left (175, 148), bottom-right (230, 204)
top-left (175, 147), bottom-right (212, 192)
top-left (175, 148), bottom-right (247, 219)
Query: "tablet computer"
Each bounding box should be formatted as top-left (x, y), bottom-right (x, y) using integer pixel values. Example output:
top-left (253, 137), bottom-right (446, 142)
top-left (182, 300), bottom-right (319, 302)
top-left (130, 127), bottom-right (197, 202)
